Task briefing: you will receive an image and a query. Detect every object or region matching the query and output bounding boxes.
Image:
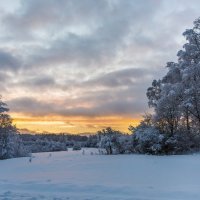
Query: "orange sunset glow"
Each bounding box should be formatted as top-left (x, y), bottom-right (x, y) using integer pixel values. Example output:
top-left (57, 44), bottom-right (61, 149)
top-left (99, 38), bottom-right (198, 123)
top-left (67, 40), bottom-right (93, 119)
top-left (11, 113), bottom-right (141, 134)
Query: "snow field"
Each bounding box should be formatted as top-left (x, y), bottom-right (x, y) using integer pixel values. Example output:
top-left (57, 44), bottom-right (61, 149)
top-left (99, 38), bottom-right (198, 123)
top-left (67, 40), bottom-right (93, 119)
top-left (0, 148), bottom-right (200, 199)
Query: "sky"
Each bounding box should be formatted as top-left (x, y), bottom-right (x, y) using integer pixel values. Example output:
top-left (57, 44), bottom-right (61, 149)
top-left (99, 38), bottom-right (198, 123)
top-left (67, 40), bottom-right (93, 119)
top-left (0, 0), bottom-right (200, 134)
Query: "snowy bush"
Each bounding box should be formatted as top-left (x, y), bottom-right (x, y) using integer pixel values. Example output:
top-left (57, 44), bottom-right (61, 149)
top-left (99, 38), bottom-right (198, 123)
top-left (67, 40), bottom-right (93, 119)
top-left (133, 126), bottom-right (164, 155)
top-left (97, 127), bottom-right (131, 154)
top-left (73, 143), bottom-right (82, 151)
top-left (0, 130), bottom-right (29, 159)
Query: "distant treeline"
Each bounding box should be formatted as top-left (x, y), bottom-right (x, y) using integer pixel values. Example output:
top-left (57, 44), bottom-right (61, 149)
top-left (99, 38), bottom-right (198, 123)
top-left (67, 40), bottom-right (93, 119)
top-left (19, 133), bottom-right (99, 153)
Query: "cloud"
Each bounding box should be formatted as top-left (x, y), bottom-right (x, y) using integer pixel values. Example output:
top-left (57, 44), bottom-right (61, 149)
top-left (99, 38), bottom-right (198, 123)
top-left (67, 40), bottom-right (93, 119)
top-left (0, 49), bottom-right (21, 71)
top-left (82, 68), bottom-right (155, 88)
top-left (18, 75), bottom-right (56, 89)
top-left (3, 0), bottom-right (109, 32)
top-left (7, 97), bottom-right (51, 115)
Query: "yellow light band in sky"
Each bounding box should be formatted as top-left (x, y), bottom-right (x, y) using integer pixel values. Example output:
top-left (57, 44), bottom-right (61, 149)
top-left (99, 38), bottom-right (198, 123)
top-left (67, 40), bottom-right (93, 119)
top-left (11, 113), bottom-right (141, 134)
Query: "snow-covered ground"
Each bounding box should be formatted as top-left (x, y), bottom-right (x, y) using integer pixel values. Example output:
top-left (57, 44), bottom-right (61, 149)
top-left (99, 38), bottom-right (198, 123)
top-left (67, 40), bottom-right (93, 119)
top-left (0, 148), bottom-right (200, 200)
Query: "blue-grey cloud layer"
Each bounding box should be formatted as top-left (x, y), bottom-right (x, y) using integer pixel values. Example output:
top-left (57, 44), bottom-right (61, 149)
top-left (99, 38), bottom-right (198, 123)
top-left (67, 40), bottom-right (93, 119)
top-left (0, 0), bottom-right (200, 118)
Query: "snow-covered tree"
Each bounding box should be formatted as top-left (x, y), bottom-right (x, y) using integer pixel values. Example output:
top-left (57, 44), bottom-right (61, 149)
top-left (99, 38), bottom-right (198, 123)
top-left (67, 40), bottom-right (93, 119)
top-left (177, 18), bottom-right (200, 132)
top-left (146, 18), bottom-right (200, 135)
top-left (133, 17), bottom-right (200, 154)
top-left (0, 97), bottom-right (29, 159)
top-left (97, 127), bottom-right (126, 154)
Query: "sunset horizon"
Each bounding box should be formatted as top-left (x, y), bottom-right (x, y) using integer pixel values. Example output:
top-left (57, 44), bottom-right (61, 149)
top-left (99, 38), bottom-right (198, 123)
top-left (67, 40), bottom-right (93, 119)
top-left (11, 112), bottom-right (141, 134)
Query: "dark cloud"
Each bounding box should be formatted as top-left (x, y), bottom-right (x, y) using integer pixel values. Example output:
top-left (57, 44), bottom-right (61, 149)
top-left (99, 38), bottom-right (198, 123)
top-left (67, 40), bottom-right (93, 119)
top-left (18, 75), bottom-right (56, 89)
top-left (0, 72), bottom-right (10, 82)
top-left (83, 68), bottom-right (155, 88)
top-left (3, 0), bottom-right (109, 32)
top-left (0, 49), bottom-right (21, 71)
top-left (7, 97), bottom-right (52, 115)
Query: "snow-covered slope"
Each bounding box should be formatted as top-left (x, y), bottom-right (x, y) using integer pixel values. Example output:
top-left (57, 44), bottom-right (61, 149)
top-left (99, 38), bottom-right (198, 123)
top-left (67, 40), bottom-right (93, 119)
top-left (0, 148), bottom-right (200, 200)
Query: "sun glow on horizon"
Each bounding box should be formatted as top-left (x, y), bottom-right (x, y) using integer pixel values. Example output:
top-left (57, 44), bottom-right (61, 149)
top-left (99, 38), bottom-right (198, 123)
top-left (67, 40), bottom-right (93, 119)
top-left (11, 113), bottom-right (141, 134)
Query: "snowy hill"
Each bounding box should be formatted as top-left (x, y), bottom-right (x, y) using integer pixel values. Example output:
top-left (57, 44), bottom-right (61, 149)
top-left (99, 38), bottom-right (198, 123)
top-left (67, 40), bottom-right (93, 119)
top-left (0, 148), bottom-right (200, 199)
